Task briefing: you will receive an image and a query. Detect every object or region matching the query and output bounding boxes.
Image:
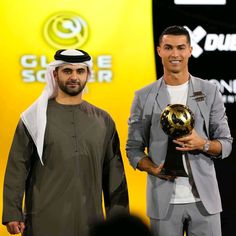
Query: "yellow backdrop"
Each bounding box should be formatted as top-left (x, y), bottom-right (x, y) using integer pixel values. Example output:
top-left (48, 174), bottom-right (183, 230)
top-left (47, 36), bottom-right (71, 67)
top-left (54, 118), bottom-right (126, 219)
top-left (0, 0), bottom-right (156, 234)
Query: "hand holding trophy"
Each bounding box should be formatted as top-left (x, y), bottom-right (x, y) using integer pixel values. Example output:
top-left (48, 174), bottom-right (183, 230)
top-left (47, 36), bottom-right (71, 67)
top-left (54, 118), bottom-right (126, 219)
top-left (160, 104), bottom-right (195, 177)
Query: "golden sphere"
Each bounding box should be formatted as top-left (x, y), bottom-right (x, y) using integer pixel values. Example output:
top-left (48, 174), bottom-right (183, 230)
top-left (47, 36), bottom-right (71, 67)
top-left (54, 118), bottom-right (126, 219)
top-left (160, 104), bottom-right (195, 138)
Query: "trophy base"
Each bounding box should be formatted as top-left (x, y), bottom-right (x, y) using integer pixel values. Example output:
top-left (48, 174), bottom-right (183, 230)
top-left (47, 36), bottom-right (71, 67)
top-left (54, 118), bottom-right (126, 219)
top-left (159, 168), bottom-right (188, 177)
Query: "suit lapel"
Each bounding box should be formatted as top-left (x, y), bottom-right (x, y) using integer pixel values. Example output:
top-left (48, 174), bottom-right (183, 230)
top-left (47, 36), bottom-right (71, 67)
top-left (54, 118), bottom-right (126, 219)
top-left (155, 78), bottom-right (170, 111)
top-left (187, 76), bottom-right (209, 136)
top-left (187, 78), bottom-right (198, 114)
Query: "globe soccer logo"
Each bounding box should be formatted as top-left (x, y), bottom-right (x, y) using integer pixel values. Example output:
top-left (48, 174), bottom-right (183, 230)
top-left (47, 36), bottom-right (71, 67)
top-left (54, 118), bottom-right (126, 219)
top-left (43, 12), bottom-right (89, 49)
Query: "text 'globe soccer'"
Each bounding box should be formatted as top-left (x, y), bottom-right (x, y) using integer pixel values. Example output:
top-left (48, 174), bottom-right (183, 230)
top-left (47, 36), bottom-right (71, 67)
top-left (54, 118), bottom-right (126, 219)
top-left (160, 104), bottom-right (195, 139)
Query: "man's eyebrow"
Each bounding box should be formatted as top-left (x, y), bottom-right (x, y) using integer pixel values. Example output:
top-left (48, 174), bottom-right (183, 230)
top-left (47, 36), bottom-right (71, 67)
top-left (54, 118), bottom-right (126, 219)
top-left (163, 43), bottom-right (186, 47)
top-left (61, 67), bottom-right (86, 70)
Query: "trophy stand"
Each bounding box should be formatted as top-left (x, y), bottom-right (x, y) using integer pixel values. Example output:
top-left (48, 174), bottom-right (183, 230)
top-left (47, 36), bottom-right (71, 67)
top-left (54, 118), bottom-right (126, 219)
top-left (159, 138), bottom-right (188, 177)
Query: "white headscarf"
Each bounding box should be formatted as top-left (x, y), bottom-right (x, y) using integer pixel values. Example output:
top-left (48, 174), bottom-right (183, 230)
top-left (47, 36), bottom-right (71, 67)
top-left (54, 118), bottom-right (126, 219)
top-left (21, 49), bottom-right (92, 165)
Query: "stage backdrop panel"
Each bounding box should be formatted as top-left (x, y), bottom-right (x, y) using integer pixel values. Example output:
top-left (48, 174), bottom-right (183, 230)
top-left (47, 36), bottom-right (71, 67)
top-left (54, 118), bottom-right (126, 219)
top-left (0, 1), bottom-right (156, 234)
top-left (152, 0), bottom-right (236, 234)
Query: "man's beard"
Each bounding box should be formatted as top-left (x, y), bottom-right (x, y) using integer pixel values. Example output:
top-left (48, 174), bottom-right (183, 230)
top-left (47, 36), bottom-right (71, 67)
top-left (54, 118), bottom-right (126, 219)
top-left (57, 79), bottom-right (87, 96)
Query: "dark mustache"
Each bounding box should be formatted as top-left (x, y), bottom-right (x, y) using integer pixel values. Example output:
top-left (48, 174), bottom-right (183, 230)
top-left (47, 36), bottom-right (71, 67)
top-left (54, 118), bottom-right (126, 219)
top-left (66, 80), bottom-right (80, 85)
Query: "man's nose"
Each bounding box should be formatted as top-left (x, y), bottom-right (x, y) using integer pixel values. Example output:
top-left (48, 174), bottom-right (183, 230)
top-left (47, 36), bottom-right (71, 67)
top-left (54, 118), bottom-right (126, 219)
top-left (171, 48), bottom-right (179, 57)
top-left (70, 70), bottom-right (78, 79)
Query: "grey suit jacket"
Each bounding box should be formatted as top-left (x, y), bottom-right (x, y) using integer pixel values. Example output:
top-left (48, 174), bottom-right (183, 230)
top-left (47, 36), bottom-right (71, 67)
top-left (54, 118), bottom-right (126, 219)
top-left (126, 75), bottom-right (233, 219)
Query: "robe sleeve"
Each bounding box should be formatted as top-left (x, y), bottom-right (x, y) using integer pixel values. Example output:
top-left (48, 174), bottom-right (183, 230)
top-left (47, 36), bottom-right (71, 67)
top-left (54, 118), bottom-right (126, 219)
top-left (2, 119), bottom-right (34, 224)
top-left (102, 123), bottom-right (129, 218)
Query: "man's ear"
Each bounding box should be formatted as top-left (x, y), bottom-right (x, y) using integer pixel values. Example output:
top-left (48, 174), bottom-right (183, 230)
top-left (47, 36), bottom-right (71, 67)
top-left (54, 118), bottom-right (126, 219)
top-left (189, 46), bottom-right (193, 57)
top-left (157, 46), bottom-right (161, 57)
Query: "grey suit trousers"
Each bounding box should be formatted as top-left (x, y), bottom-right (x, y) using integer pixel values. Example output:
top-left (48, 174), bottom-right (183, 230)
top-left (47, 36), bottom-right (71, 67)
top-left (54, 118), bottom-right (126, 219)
top-left (150, 201), bottom-right (221, 236)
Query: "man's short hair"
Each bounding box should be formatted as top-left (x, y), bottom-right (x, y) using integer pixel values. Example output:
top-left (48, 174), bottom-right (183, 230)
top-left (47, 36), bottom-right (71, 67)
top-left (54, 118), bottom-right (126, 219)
top-left (158, 25), bottom-right (191, 46)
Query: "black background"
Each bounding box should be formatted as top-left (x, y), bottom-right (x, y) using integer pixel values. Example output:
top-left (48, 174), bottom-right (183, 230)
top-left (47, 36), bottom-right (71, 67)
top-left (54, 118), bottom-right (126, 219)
top-left (152, 0), bottom-right (236, 234)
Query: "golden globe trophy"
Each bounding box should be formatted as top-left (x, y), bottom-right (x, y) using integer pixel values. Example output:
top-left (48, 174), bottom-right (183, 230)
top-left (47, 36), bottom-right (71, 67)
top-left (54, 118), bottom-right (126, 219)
top-left (160, 104), bottom-right (195, 177)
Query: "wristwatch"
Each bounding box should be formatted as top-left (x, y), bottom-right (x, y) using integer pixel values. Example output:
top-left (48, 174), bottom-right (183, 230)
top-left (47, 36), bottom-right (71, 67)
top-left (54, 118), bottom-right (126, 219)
top-left (203, 140), bottom-right (210, 152)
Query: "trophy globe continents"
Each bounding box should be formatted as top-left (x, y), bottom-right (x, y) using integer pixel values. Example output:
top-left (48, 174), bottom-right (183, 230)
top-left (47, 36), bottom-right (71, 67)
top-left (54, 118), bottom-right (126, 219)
top-left (160, 104), bottom-right (195, 177)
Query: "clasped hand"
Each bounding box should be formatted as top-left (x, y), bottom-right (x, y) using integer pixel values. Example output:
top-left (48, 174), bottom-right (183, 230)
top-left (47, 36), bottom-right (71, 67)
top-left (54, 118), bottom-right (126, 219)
top-left (173, 129), bottom-right (205, 151)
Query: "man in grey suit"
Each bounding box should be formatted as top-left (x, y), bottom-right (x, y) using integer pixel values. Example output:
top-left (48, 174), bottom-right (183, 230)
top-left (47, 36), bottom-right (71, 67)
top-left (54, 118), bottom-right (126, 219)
top-left (126, 25), bottom-right (232, 236)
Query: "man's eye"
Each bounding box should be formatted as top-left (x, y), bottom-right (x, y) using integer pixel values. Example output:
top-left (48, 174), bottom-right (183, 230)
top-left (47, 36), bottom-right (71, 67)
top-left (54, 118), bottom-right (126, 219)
top-left (77, 69), bottom-right (85, 74)
top-left (64, 70), bottom-right (71, 74)
top-left (178, 46), bottom-right (186, 50)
